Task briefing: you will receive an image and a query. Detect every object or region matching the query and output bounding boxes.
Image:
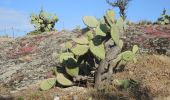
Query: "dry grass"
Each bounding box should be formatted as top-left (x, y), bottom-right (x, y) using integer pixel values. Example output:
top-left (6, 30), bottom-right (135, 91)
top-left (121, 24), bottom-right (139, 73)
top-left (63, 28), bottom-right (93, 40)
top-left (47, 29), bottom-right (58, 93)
top-left (0, 37), bottom-right (13, 42)
top-left (1, 54), bottom-right (170, 100)
top-left (113, 54), bottom-right (170, 98)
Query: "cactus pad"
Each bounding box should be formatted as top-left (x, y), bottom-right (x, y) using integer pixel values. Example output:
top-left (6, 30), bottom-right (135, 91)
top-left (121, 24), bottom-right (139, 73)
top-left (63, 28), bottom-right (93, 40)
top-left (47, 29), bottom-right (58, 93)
top-left (95, 24), bottom-right (107, 36)
top-left (133, 57), bottom-right (137, 63)
top-left (72, 36), bottom-right (89, 45)
top-left (65, 66), bottom-right (79, 77)
top-left (83, 16), bottom-right (98, 28)
top-left (71, 44), bottom-right (89, 56)
top-left (65, 41), bottom-right (72, 49)
top-left (40, 78), bottom-right (57, 91)
top-left (132, 45), bottom-right (139, 54)
top-left (116, 17), bottom-right (124, 32)
top-left (85, 30), bottom-right (94, 40)
top-left (105, 10), bottom-right (115, 26)
top-left (59, 52), bottom-right (74, 63)
top-left (56, 73), bottom-right (73, 86)
top-left (121, 51), bottom-right (135, 61)
top-left (89, 40), bottom-right (105, 59)
top-left (111, 26), bottom-right (120, 46)
top-left (118, 40), bottom-right (124, 49)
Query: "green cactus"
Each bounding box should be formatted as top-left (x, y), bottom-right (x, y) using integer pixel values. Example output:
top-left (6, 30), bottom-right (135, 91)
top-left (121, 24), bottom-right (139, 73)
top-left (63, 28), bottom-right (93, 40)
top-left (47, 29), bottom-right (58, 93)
top-left (59, 52), bottom-right (74, 63)
top-left (157, 8), bottom-right (170, 25)
top-left (121, 51), bottom-right (135, 61)
top-left (40, 78), bottom-right (57, 91)
top-left (105, 10), bottom-right (115, 26)
top-left (95, 24), bottom-right (107, 36)
top-left (41, 9), bottom-right (139, 90)
top-left (65, 41), bottom-right (72, 49)
top-left (111, 25), bottom-right (120, 46)
top-left (65, 66), bottom-right (79, 77)
top-left (113, 79), bottom-right (132, 89)
top-left (72, 36), bottom-right (89, 45)
top-left (83, 16), bottom-right (99, 28)
top-left (62, 57), bottom-right (77, 67)
top-left (89, 40), bottom-right (105, 59)
top-left (85, 30), bottom-right (94, 40)
top-left (56, 73), bottom-right (73, 86)
top-left (111, 54), bottom-right (122, 63)
top-left (133, 57), bottom-right (137, 63)
top-left (132, 45), bottom-right (139, 54)
top-left (118, 39), bottom-right (124, 49)
top-left (116, 17), bottom-right (124, 32)
top-left (30, 9), bottom-right (58, 34)
top-left (71, 44), bottom-right (89, 56)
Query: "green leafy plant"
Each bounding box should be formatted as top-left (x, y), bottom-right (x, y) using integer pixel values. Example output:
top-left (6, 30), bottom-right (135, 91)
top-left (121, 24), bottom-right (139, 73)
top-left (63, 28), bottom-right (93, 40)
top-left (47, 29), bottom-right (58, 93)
top-left (29, 9), bottom-right (58, 35)
top-left (40, 10), bottom-right (139, 90)
top-left (157, 8), bottom-right (170, 25)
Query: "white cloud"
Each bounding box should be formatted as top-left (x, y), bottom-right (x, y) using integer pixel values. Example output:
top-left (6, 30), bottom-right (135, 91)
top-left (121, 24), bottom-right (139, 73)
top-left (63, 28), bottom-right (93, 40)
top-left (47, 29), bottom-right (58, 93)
top-left (0, 7), bottom-right (33, 36)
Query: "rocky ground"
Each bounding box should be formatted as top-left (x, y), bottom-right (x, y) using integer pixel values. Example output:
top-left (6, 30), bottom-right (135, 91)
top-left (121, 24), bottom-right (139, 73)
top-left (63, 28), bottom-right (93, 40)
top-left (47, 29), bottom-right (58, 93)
top-left (0, 25), bottom-right (170, 100)
top-left (0, 30), bottom-right (80, 90)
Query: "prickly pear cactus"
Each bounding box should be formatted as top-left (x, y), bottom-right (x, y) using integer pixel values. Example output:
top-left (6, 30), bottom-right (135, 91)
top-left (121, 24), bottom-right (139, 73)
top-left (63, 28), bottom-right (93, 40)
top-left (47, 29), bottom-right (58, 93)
top-left (157, 9), bottom-right (170, 25)
top-left (30, 9), bottom-right (58, 33)
top-left (59, 10), bottom-right (139, 88)
top-left (40, 10), bottom-right (139, 91)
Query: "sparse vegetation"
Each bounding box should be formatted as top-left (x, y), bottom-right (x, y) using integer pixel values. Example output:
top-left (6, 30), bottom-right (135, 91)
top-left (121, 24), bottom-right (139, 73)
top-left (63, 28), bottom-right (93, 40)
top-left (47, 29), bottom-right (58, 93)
top-left (138, 20), bottom-right (153, 25)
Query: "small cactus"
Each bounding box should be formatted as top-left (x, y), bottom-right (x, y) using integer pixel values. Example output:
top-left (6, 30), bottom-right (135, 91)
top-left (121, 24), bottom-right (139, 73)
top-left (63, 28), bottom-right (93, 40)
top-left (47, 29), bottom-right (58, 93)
top-left (157, 8), bottom-right (170, 25)
top-left (30, 9), bottom-right (58, 34)
top-left (132, 45), bottom-right (139, 54)
top-left (121, 51), bottom-right (135, 61)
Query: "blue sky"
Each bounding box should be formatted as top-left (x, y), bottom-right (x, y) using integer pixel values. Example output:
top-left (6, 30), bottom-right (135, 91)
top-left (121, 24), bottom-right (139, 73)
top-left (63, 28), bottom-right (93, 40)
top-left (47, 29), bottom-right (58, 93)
top-left (0, 0), bottom-right (170, 37)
